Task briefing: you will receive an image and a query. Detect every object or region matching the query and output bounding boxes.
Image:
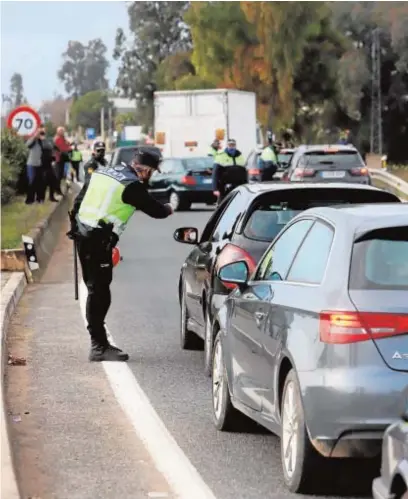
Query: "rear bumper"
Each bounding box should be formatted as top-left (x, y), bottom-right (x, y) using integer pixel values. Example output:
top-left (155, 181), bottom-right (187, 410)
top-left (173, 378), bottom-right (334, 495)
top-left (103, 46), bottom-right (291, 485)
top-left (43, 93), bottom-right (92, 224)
top-left (290, 177), bottom-right (371, 184)
top-left (298, 368), bottom-right (408, 458)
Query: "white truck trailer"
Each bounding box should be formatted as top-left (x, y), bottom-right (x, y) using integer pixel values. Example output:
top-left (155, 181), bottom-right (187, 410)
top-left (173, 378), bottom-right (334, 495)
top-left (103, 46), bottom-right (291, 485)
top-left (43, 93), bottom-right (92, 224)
top-left (153, 89), bottom-right (262, 159)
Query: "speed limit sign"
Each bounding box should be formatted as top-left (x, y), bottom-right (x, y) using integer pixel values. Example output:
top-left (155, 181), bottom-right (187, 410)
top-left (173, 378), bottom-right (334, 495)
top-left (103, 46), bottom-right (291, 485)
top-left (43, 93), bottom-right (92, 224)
top-left (7, 106), bottom-right (42, 137)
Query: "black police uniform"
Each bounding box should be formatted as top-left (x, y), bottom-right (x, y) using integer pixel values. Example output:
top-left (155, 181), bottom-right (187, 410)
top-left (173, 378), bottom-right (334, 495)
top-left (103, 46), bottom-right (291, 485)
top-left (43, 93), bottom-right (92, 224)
top-left (69, 148), bottom-right (172, 362)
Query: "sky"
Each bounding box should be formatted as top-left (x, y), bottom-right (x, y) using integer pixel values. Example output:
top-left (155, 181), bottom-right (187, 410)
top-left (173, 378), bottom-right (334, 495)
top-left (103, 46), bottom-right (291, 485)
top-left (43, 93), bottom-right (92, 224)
top-left (1, 0), bottom-right (129, 109)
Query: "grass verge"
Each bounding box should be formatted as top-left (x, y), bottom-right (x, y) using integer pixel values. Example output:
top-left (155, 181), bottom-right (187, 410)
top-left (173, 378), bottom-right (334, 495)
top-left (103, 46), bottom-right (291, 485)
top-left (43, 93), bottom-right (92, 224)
top-left (1, 197), bottom-right (57, 249)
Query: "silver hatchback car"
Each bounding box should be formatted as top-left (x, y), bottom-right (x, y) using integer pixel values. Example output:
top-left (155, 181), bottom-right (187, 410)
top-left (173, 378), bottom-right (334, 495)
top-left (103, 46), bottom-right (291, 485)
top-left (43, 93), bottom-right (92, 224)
top-left (211, 203), bottom-right (408, 494)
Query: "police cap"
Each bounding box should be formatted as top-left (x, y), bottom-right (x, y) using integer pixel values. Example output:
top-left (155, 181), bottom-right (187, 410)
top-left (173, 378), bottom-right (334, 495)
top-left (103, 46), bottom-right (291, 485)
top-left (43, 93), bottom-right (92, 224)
top-left (93, 141), bottom-right (106, 151)
top-left (133, 146), bottom-right (163, 170)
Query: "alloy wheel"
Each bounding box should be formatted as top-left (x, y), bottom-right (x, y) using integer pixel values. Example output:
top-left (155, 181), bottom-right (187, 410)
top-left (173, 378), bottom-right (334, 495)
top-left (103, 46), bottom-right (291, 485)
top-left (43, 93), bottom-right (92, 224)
top-left (212, 339), bottom-right (225, 421)
top-left (282, 380), bottom-right (299, 479)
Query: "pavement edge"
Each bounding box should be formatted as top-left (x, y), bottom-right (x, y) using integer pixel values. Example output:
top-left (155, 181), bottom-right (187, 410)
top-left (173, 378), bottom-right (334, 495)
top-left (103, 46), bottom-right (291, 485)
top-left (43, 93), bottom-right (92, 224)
top-left (1, 272), bottom-right (27, 499)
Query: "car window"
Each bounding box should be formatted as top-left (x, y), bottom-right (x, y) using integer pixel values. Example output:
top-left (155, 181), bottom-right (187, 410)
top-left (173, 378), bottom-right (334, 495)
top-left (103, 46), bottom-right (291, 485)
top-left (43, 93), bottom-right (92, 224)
top-left (210, 192), bottom-right (246, 242)
top-left (169, 159), bottom-right (185, 173)
top-left (182, 157), bottom-right (213, 171)
top-left (287, 221), bottom-right (334, 284)
top-left (300, 150), bottom-right (364, 170)
top-left (117, 148), bottom-right (138, 165)
top-left (160, 159), bottom-right (176, 174)
top-left (349, 226), bottom-right (408, 290)
top-left (256, 219), bottom-right (314, 281)
top-left (243, 207), bottom-right (302, 242)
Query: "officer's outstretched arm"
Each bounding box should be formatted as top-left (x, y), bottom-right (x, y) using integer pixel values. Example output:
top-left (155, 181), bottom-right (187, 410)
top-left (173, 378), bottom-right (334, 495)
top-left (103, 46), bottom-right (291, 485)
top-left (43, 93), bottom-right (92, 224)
top-left (122, 181), bottom-right (172, 219)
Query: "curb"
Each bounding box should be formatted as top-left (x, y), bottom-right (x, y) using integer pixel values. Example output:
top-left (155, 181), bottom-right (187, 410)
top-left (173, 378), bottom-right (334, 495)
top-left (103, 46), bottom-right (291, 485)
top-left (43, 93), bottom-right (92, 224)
top-left (1, 272), bottom-right (27, 499)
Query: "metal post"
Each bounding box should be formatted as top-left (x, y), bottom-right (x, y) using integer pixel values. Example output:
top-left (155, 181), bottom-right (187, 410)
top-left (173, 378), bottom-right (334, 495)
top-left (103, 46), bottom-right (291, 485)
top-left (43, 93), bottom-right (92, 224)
top-left (100, 106), bottom-right (105, 141)
top-left (370, 28), bottom-right (382, 155)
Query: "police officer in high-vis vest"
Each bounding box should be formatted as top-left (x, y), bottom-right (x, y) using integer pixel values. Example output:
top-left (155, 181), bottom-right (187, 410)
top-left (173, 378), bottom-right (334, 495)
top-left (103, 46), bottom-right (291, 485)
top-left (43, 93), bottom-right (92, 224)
top-left (212, 138), bottom-right (246, 202)
top-left (68, 147), bottom-right (173, 362)
top-left (259, 131), bottom-right (279, 181)
top-left (83, 141), bottom-right (108, 181)
top-left (208, 139), bottom-right (221, 157)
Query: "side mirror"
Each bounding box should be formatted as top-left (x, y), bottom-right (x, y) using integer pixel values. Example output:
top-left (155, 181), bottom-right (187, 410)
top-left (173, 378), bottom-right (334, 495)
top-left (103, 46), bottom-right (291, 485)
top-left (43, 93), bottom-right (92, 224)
top-left (173, 227), bottom-right (199, 245)
top-left (218, 261), bottom-right (249, 287)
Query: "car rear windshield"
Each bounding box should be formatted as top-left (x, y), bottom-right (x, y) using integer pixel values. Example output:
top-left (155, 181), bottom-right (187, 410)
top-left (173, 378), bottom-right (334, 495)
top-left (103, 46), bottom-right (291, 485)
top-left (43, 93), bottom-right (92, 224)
top-left (182, 157), bottom-right (213, 171)
top-left (242, 188), bottom-right (400, 242)
top-left (349, 226), bottom-right (408, 290)
top-left (278, 153), bottom-right (293, 164)
top-left (117, 148), bottom-right (138, 165)
top-left (301, 150), bottom-right (363, 169)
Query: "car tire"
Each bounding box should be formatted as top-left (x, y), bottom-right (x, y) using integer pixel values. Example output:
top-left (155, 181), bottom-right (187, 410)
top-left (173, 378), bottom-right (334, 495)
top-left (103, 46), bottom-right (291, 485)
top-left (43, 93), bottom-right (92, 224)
top-left (203, 310), bottom-right (214, 377)
top-left (280, 369), bottom-right (323, 493)
top-left (212, 331), bottom-right (247, 431)
top-left (169, 190), bottom-right (191, 211)
top-left (180, 281), bottom-right (203, 350)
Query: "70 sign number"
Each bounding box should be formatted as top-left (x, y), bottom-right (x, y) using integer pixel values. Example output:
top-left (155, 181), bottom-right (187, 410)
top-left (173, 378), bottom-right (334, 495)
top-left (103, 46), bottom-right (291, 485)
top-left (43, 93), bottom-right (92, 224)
top-left (15, 117), bottom-right (34, 131)
top-left (7, 106), bottom-right (42, 137)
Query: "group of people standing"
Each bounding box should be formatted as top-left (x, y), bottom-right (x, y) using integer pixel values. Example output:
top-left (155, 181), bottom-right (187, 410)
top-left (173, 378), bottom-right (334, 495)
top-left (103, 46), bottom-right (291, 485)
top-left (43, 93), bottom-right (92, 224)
top-left (25, 125), bottom-right (83, 204)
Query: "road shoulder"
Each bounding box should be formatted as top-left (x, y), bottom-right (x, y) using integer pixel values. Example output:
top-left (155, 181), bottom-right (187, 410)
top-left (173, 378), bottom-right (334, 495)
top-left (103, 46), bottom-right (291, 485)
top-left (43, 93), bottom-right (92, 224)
top-left (4, 223), bottom-right (174, 499)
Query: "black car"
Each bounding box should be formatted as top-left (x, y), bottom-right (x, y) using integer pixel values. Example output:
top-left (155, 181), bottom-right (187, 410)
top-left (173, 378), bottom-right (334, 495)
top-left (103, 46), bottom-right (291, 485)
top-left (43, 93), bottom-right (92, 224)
top-left (149, 156), bottom-right (216, 211)
top-left (173, 182), bottom-right (401, 376)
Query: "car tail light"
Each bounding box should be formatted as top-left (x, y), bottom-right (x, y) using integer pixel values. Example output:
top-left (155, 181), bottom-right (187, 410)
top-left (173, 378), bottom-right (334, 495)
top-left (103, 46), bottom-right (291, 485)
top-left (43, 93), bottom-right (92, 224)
top-left (181, 175), bottom-right (197, 186)
top-left (216, 244), bottom-right (256, 290)
top-left (248, 168), bottom-right (260, 176)
top-left (293, 168), bottom-right (315, 178)
top-left (350, 167), bottom-right (369, 176)
top-left (320, 311), bottom-right (408, 344)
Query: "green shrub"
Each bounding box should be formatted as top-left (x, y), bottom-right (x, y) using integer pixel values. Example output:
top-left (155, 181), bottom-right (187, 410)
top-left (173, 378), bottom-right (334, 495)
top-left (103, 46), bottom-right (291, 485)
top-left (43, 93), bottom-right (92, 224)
top-left (1, 129), bottom-right (27, 205)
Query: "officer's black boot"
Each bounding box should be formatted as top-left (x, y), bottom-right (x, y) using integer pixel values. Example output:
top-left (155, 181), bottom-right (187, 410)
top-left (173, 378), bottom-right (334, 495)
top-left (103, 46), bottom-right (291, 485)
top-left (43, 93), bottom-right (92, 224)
top-left (89, 339), bottom-right (129, 362)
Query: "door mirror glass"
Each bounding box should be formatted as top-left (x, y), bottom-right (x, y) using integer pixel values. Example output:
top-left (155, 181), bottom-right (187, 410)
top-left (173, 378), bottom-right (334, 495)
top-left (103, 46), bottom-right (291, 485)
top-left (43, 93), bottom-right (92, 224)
top-left (173, 227), bottom-right (199, 244)
top-left (218, 261), bottom-right (249, 285)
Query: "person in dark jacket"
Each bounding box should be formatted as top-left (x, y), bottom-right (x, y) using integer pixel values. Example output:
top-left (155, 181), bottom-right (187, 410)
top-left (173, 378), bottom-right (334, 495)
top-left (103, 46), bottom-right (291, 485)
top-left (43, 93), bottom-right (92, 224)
top-left (212, 138), bottom-right (247, 202)
top-left (68, 147), bottom-right (174, 362)
top-left (25, 126), bottom-right (48, 204)
top-left (83, 141), bottom-right (108, 182)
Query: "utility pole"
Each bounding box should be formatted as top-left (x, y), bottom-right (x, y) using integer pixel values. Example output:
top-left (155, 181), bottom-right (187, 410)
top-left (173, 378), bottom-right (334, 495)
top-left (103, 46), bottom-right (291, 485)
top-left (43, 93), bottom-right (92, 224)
top-left (370, 27), bottom-right (383, 155)
top-left (100, 106), bottom-right (105, 141)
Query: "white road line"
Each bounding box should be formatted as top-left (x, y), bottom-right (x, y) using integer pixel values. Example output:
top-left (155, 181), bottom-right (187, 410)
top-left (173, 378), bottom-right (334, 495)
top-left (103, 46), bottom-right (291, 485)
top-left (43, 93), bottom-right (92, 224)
top-left (79, 281), bottom-right (217, 499)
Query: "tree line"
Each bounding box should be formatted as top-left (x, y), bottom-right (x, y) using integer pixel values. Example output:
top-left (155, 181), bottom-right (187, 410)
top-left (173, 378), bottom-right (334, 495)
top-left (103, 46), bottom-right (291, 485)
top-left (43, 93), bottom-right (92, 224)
top-left (7, 1), bottom-right (406, 162)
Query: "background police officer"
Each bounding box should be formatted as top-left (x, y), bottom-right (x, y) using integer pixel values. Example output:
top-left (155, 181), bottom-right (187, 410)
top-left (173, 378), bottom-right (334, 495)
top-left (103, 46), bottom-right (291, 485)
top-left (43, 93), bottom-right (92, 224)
top-left (259, 130), bottom-right (279, 181)
top-left (68, 147), bottom-right (173, 362)
top-left (212, 138), bottom-right (246, 202)
top-left (208, 139), bottom-right (221, 157)
top-left (83, 141), bottom-right (107, 181)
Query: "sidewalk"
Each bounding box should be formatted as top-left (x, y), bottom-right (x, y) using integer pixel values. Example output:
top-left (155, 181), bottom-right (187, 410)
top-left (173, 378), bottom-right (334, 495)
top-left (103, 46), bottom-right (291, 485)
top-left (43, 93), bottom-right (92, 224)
top-left (4, 221), bottom-right (174, 499)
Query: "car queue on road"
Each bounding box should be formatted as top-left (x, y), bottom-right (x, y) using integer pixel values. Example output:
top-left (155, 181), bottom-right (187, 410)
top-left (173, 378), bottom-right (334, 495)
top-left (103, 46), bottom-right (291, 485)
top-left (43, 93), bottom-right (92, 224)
top-left (90, 138), bottom-right (407, 497)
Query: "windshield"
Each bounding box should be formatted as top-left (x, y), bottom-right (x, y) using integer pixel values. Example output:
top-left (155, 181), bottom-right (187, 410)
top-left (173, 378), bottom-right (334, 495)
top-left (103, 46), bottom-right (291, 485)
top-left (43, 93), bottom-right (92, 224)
top-left (301, 150), bottom-right (363, 169)
top-left (181, 157), bottom-right (214, 171)
top-left (349, 227), bottom-right (408, 290)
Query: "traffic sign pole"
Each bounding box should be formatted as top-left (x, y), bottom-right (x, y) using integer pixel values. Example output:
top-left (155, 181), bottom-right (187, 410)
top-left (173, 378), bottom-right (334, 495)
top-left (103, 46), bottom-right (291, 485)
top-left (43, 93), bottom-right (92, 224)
top-left (7, 105), bottom-right (42, 138)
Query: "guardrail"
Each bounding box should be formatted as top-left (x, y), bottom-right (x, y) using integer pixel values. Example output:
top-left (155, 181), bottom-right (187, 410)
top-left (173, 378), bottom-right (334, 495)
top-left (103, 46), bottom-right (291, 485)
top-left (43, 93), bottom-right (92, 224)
top-left (369, 168), bottom-right (408, 200)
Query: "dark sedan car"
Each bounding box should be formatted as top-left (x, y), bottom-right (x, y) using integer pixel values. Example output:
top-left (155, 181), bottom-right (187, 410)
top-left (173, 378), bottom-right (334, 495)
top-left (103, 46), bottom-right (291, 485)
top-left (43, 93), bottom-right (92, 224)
top-left (149, 156), bottom-right (216, 211)
top-left (282, 144), bottom-right (371, 184)
top-left (212, 203), bottom-right (408, 494)
top-left (173, 182), bottom-right (401, 376)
